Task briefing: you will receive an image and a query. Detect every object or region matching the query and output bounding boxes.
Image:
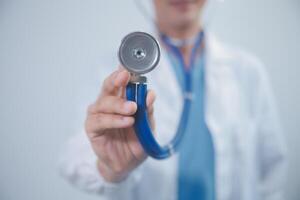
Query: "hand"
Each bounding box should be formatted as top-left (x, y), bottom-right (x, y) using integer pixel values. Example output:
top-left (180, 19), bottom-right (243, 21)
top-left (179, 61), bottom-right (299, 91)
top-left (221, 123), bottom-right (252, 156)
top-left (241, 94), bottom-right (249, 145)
top-left (85, 68), bottom-right (156, 183)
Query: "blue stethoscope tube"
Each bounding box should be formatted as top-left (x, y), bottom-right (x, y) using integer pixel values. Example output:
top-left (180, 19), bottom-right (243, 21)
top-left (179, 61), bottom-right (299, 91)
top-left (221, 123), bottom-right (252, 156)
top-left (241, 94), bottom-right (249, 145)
top-left (126, 31), bottom-right (204, 159)
top-left (126, 82), bottom-right (192, 159)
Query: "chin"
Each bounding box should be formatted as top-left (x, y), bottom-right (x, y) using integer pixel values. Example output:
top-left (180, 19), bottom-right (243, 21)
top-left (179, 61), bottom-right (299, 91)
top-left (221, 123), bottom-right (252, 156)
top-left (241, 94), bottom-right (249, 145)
top-left (172, 13), bottom-right (198, 28)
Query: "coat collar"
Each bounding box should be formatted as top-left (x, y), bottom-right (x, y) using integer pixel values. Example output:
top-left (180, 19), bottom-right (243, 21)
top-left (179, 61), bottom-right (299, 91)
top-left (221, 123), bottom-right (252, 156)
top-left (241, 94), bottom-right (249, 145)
top-left (146, 29), bottom-right (234, 105)
top-left (147, 28), bottom-right (238, 138)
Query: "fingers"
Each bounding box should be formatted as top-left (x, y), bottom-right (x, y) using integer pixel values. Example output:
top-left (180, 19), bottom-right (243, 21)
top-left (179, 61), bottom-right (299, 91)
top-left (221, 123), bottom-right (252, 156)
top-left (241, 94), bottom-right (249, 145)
top-left (87, 76), bottom-right (156, 137)
top-left (101, 68), bottom-right (130, 96)
top-left (86, 113), bottom-right (134, 136)
top-left (89, 96), bottom-right (137, 116)
top-left (93, 85), bottom-right (154, 117)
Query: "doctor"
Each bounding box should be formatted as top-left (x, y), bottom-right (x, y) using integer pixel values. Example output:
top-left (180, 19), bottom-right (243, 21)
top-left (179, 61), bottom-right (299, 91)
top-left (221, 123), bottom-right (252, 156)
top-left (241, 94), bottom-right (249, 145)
top-left (59, 0), bottom-right (287, 199)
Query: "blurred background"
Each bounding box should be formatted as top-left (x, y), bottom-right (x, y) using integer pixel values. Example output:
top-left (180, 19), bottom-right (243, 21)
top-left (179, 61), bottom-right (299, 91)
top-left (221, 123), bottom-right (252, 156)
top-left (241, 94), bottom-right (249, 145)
top-left (0, 0), bottom-right (299, 199)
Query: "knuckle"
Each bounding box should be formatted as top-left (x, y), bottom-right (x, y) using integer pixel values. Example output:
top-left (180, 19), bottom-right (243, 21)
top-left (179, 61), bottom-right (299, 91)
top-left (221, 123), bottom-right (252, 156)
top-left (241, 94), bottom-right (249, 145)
top-left (84, 115), bottom-right (92, 130)
top-left (85, 119), bottom-right (97, 136)
top-left (101, 79), bottom-right (110, 93)
top-left (85, 114), bottom-right (107, 138)
top-left (85, 126), bottom-right (94, 140)
top-left (103, 72), bottom-right (116, 88)
top-left (103, 75), bottom-right (112, 86)
top-left (87, 104), bottom-right (96, 114)
top-left (112, 163), bottom-right (125, 174)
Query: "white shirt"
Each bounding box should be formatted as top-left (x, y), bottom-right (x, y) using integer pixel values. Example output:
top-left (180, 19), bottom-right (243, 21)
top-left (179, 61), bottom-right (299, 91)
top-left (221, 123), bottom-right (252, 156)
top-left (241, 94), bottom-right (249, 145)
top-left (58, 32), bottom-right (287, 200)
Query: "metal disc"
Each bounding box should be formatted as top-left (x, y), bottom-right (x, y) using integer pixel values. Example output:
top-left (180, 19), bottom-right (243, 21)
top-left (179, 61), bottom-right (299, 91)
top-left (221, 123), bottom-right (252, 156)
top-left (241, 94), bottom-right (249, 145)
top-left (118, 32), bottom-right (160, 75)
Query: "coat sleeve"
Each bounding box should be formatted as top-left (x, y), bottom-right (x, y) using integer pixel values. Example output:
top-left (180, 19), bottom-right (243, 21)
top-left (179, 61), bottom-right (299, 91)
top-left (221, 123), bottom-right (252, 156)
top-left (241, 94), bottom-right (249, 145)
top-left (57, 131), bottom-right (144, 199)
top-left (253, 62), bottom-right (288, 200)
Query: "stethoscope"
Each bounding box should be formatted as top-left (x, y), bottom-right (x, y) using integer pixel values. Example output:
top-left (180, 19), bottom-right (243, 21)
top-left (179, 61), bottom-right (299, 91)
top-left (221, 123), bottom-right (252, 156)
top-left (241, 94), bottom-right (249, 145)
top-left (118, 31), bottom-right (205, 159)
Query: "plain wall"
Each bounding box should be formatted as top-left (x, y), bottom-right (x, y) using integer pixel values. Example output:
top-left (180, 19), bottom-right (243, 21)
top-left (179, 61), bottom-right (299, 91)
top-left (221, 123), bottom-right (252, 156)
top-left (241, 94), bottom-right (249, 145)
top-left (0, 0), bottom-right (299, 199)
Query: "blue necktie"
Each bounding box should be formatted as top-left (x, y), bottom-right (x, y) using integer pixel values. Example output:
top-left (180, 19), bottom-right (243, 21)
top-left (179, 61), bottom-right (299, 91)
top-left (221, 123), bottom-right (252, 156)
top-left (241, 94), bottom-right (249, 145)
top-left (160, 32), bottom-right (215, 200)
top-left (177, 57), bottom-right (215, 200)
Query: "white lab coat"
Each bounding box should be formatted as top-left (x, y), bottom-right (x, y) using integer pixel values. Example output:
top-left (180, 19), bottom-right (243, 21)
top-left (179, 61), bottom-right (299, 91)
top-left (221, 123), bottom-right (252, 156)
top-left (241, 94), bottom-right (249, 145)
top-left (58, 32), bottom-right (287, 200)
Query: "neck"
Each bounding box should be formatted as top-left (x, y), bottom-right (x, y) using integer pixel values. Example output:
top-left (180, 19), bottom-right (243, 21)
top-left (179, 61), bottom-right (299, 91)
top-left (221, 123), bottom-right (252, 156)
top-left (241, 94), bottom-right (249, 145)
top-left (157, 20), bottom-right (201, 41)
top-left (158, 21), bottom-right (202, 67)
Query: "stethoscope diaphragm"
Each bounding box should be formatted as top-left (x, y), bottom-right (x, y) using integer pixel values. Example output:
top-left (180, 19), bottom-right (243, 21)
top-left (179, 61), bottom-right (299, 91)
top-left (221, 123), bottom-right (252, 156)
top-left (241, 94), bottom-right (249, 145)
top-left (118, 32), bottom-right (160, 75)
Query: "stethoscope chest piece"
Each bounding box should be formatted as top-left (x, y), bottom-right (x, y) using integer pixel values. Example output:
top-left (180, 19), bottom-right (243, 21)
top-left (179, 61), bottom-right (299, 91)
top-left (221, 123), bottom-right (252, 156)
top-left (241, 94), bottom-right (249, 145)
top-left (118, 32), bottom-right (160, 75)
top-left (119, 32), bottom-right (190, 160)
